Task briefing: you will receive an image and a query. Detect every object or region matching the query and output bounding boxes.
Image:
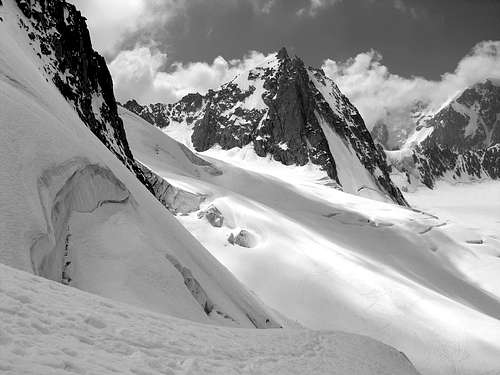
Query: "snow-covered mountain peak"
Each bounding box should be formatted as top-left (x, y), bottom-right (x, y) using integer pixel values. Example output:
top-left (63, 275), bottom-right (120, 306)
top-left (388, 79), bottom-right (500, 189)
top-left (408, 79), bottom-right (500, 148)
top-left (124, 49), bottom-right (408, 206)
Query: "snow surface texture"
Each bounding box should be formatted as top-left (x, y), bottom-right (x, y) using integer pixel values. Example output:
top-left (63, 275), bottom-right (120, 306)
top-left (122, 106), bottom-right (500, 375)
top-left (0, 0), bottom-right (280, 330)
top-left (0, 263), bottom-right (420, 375)
top-left (407, 181), bottom-right (500, 243)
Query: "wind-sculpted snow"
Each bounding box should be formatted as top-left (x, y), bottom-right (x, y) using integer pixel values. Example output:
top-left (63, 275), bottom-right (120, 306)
top-left (31, 159), bottom-right (130, 282)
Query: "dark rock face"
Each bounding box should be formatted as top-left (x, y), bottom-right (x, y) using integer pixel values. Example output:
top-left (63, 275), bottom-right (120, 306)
top-left (165, 254), bottom-right (214, 315)
top-left (123, 93), bottom-right (205, 130)
top-left (397, 80), bottom-right (500, 188)
top-left (14, 0), bottom-right (152, 192)
top-left (198, 205), bottom-right (224, 227)
top-left (125, 48), bottom-right (407, 206)
top-left (228, 230), bottom-right (257, 248)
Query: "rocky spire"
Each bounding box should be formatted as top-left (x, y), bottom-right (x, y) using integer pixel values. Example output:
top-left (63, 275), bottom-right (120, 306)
top-left (277, 46), bottom-right (289, 60)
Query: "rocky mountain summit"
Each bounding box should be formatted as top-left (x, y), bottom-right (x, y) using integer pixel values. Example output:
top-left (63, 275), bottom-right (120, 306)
top-left (124, 48), bottom-right (407, 206)
top-left (388, 80), bottom-right (500, 188)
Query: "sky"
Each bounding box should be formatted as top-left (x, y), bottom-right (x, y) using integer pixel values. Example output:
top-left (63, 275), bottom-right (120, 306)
top-left (70, 0), bottom-right (500, 131)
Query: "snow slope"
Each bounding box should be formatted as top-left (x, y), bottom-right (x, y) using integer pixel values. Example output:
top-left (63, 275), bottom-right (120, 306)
top-left (0, 263), bottom-right (420, 375)
top-left (0, 0), bottom-right (280, 329)
top-left (122, 106), bottom-right (500, 375)
top-left (0, 2), bottom-right (427, 373)
top-left (407, 180), bottom-right (500, 242)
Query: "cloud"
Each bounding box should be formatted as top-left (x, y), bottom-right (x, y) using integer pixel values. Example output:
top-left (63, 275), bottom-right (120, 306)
top-left (107, 38), bottom-right (500, 148)
top-left (297, 0), bottom-right (341, 16)
top-left (69, 0), bottom-right (277, 55)
top-left (109, 41), bottom-right (500, 129)
top-left (297, 0), bottom-right (422, 18)
top-left (109, 47), bottom-right (272, 104)
top-left (260, 0), bottom-right (277, 14)
top-left (392, 0), bottom-right (419, 19)
top-left (69, 0), bottom-right (146, 54)
top-left (69, 0), bottom-right (184, 56)
top-left (321, 40), bottom-right (500, 145)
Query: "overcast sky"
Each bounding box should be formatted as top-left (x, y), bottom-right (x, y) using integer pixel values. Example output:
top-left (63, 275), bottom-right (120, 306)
top-left (70, 0), bottom-right (500, 129)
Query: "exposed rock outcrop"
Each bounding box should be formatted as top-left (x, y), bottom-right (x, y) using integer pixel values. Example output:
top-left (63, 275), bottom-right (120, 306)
top-left (198, 205), bottom-right (224, 227)
top-left (389, 80), bottom-right (500, 188)
top-left (14, 0), bottom-right (152, 192)
top-left (139, 163), bottom-right (205, 214)
top-left (165, 254), bottom-right (214, 315)
top-left (228, 230), bottom-right (257, 248)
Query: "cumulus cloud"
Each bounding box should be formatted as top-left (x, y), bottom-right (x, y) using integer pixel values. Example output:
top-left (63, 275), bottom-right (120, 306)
top-left (297, 0), bottom-right (421, 18)
top-left (392, 0), bottom-right (420, 19)
top-left (109, 47), bottom-right (272, 104)
top-left (68, 0), bottom-right (159, 55)
top-left (70, 0), bottom-right (277, 55)
top-left (297, 0), bottom-right (341, 16)
top-left (109, 41), bottom-right (500, 130)
top-left (322, 40), bottom-right (500, 144)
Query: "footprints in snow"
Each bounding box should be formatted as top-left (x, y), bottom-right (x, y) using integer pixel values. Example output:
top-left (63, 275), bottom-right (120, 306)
top-left (84, 316), bottom-right (107, 329)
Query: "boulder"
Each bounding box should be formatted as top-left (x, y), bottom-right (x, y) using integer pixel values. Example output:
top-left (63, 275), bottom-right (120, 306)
top-left (228, 230), bottom-right (257, 248)
top-left (198, 205), bottom-right (224, 227)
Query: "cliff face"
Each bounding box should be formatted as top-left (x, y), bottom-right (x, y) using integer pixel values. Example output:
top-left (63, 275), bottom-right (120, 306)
top-left (14, 0), bottom-right (152, 191)
top-left (424, 80), bottom-right (500, 150)
top-left (390, 80), bottom-right (500, 189)
top-left (125, 48), bottom-right (408, 206)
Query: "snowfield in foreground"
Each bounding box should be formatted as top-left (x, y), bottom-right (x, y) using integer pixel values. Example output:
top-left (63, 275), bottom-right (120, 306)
top-left (0, 263), bottom-right (420, 375)
top-left (122, 107), bottom-right (500, 375)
